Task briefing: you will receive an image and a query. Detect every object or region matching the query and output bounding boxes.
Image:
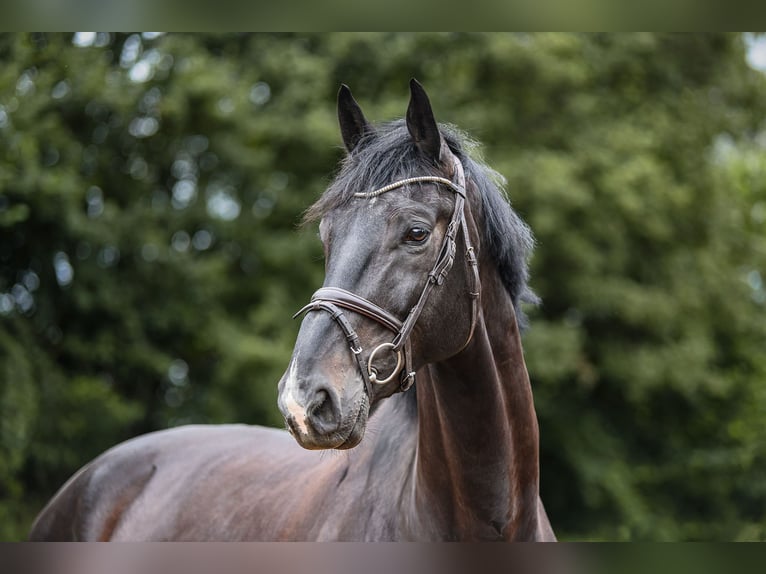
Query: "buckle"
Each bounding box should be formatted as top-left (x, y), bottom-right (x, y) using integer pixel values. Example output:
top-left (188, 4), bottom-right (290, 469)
top-left (400, 371), bottom-right (416, 392)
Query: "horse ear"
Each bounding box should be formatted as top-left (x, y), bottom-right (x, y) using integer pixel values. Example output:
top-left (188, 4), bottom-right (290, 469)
top-left (337, 84), bottom-right (373, 153)
top-left (406, 78), bottom-right (445, 162)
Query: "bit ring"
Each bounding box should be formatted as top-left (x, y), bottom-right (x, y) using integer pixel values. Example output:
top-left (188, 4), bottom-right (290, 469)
top-left (367, 342), bottom-right (403, 385)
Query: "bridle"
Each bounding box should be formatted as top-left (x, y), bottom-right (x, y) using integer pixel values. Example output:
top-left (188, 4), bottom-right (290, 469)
top-left (294, 151), bottom-right (481, 399)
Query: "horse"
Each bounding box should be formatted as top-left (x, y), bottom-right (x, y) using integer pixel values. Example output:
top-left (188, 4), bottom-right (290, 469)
top-left (29, 80), bottom-right (555, 541)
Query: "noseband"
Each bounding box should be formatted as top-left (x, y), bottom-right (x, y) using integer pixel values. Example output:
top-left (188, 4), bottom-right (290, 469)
top-left (294, 153), bottom-right (481, 399)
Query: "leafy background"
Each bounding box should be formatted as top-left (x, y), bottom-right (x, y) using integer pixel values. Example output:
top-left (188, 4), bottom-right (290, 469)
top-left (1, 33), bottom-right (765, 541)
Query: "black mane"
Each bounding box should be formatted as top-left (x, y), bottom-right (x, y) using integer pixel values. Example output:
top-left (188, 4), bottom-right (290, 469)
top-left (306, 119), bottom-right (538, 326)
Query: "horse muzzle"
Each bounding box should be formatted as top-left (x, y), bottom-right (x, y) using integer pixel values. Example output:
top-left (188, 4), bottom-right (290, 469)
top-left (278, 360), bottom-right (370, 450)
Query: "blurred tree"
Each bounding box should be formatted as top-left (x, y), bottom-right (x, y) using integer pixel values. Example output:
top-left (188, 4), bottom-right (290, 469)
top-left (0, 32), bottom-right (330, 539)
top-left (1, 33), bottom-right (765, 541)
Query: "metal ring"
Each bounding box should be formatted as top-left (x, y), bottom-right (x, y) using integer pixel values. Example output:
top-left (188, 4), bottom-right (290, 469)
top-left (367, 342), bottom-right (403, 385)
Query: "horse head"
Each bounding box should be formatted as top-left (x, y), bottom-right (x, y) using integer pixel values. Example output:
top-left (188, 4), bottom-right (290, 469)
top-left (277, 80), bottom-right (481, 450)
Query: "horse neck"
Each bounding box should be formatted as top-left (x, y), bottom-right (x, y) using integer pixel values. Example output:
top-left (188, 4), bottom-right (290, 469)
top-left (411, 261), bottom-right (542, 540)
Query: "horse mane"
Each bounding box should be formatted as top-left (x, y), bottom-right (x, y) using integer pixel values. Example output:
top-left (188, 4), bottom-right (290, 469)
top-left (304, 119), bottom-right (538, 326)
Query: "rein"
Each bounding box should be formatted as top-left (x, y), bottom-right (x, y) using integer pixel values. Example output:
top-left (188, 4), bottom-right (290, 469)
top-left (294, 153), bottom-right (481, 399)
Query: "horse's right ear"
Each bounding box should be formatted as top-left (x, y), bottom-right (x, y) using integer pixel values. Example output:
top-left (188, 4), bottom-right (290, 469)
top-left (406, 78), bottom-right (444, 163)
top-left (337, 84), bottom-right (372, 153)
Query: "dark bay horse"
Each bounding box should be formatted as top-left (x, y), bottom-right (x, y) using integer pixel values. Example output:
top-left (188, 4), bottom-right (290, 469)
top-left (30, 80), bottom-right (555, 541)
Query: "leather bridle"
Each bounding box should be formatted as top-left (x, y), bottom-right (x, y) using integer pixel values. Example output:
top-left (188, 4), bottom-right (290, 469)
top-left (294, 152), bottom-right (481, 399)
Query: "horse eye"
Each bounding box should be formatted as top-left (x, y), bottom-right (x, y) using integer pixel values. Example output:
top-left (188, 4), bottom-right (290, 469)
top-left (404, 227), bottom-right (430, 244)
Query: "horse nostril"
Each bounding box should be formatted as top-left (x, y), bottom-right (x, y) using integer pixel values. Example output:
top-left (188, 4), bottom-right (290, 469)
top-left (308, 390), bottom-right (339, 434)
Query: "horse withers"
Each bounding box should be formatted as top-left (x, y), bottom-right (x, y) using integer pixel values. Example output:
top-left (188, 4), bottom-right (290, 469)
top-left (30, 80), bottom-right (555, 541)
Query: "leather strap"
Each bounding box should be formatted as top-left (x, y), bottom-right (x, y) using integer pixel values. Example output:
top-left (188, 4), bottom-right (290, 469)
top-left (294, 151), bottom-right (480, 397)
top-left (295, 287), bottom-right (403, 334)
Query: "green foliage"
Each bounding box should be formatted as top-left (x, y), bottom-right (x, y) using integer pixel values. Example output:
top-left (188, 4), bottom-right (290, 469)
top-left (1, 33), bottom-right (765, 541)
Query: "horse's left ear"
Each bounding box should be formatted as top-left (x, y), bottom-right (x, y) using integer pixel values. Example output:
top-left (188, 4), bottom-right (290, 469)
top-left (406, 78), bottom-right (446, 163)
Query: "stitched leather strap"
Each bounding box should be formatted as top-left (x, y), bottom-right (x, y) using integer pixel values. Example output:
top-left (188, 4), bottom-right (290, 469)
top-left (300, 287), bottom-right (403, 334)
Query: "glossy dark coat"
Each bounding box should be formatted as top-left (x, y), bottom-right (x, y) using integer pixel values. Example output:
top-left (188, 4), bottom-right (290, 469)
top-left (30, 81), bottom-right (555, 541)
